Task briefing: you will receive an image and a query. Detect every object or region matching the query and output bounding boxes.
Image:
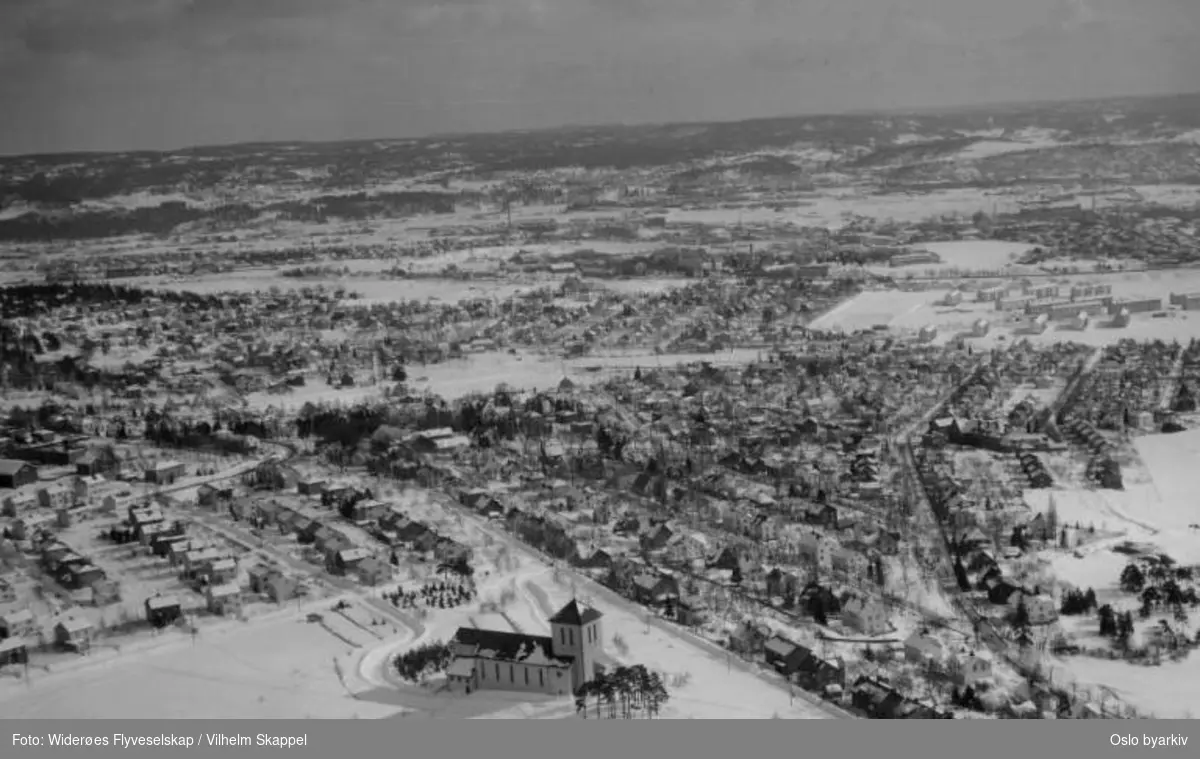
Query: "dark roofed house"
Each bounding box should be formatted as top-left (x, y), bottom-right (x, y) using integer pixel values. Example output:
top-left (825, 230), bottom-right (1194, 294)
top-left (0, 637), bottom-right (29, 667)
top-left (0, 460), bottom-right (38, 489)
top-left (144, 595), bottom-right (183, 628)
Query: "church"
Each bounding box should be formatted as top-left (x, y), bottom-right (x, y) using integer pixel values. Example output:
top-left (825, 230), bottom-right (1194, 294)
top-left (444, 599), bottom-right (604, 696)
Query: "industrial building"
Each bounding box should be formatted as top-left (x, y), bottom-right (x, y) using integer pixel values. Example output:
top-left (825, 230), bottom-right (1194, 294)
top-left (889, 251), bottom-right (941, 268)
top-left (996, 295), bottom-right (1034, 312)
top-left (1028, 298), bottom-right (1109, 321)
top-left (1023, 284), bottom-right (1060, 300)
top-left (1169, 292), bottom-right (1200, 310)
top-left (1069, 283), bottom-right (1113, 301)
top-left (1108, 297), bottom-right (1162, 315)
top-left (976, 286), bottom-right (1005, 302)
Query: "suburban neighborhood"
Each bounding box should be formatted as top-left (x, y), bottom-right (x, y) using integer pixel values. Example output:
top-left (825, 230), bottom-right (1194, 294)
top-left (3, 88), bottom-right (1200, 721)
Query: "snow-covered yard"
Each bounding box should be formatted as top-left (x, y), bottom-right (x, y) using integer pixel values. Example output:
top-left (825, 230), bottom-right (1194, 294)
top-left (0, 609), bottom-right (405, 719)
top-left (1032, 428), bottom-right (1200, 717)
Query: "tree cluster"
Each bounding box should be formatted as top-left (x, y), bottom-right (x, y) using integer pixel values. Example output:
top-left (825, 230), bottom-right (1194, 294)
top-left (387, 580), bottom-right (475, 610)
top-left (394, 641), bottom-right (453, 682)
top-left (575, 664), bottom-right (670, 719)
top-left (1097, 604), bottom-right (1135, 644)
top-left (1059, 587), bottom-right (1098, 616)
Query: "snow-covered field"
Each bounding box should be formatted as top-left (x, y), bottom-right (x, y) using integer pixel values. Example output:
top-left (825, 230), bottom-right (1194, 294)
top-left (1031, 429), bottom-right (1200, 717)
top-left (407, 348), bottom-right (766, 399)
top-left (815, 269), bottom-right (1200, 348)
top-left (0, 608), bottom-right (407, 719)
top-left (913, 240), bottom-right (1035, 271)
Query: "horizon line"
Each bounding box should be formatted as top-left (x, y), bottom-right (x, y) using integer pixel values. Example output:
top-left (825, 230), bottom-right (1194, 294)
top-left (3, 87), bottom-right (1199, 162)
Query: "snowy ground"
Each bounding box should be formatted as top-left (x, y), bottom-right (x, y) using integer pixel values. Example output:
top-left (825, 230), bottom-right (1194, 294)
top-left (814, 270), bottom-right (1200, 348)
top-left (1029, 429), bottom-right (1200, 717)
top-left (406, 347), bottom-right (765, 400)
top-left (350, 488), bottom-right (843, 719)
top-left (0, 605), bottom-right (406, 719)
top-left (910, 240), bottom-right (1036, 271)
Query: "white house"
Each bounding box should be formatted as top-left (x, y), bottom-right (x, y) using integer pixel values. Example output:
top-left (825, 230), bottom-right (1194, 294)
top-left (842, 597), bottom-right (890, 636)
top-left (954, 650), bottom-right (994, 685)
top-left (797, 532), bottom-right (835, 571)
top-left (1009, 592), bottom-right (1058, 625)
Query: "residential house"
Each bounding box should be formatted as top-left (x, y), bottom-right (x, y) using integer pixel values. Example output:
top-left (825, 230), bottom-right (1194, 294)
top-left (728, 620), bottom-right (770, 657)
top-left (797, 533), bottom-right (835, 571)
top-left (851, 676), bottom-right (906, 719)
top-left (954, 651), bottom-right (994, 686)
top-left (298, 479), bottom-right (327, 496)
top-left (796, 653), bottom-right (845, 692)
top-left (328, 547), bottom-right (370, 575)
top-left (0, 609), bottom-right (37, 640)
top-left (1, 487), bottom-right (38, 517)
top-left (1009, 591), bottom-right (1058, 626)
top-left (0, 460), bottom-right (38, 489)
top-left (0, 637), bottom-right (29, 667)
top-left (832, 546), bottom-right (871, 578)
top-left (630, 573), bottom-right (680, 607)
top-left (676, 594), bottom-right (710, 627)
top-left (206, 584), bottom-right (244, 617)
top-left (197, 484), bottom-right (233, 508)
top-left (76, 449), bottom-right (118, 477)
top-left (144, 461), bottom-right (186, 486)
top-left (145, 595), bottom-right (183, 628)
top-left (842, 597), bottom-right (890, 636)
top-left (248, 567), bottom-right (296, 603)
top-left (806, 503), bottom-right (839, 530)
top-left (348, 499), bottom-right (388, 523)
top-left (37, 481), bottom-right (75, 511)
top-left (356, 557), bottom-right (391, 586)
top-left (53, 616), bottom-right (95, 653)
top-left (766, 568), bottom-right (802, 600)
top-left (11, 513), bottom-right (54, 541)
top-left (763, 636), bottom-right (810, 677)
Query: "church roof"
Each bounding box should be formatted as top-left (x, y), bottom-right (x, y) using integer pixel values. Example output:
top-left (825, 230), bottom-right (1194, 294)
top-left (549, 599), bottom-right (603, 626)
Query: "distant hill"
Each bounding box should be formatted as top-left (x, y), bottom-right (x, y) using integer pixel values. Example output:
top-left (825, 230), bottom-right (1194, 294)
top-left (1, 90), bottom-right (1198, 241)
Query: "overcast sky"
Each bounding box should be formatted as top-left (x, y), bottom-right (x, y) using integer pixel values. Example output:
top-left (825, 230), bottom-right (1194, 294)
top-left (1, 0), bottom-right (1197, 155)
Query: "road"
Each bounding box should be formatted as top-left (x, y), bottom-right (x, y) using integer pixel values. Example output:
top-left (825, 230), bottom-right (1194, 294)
top-left (889, 351), bottom-right (1141, 718)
